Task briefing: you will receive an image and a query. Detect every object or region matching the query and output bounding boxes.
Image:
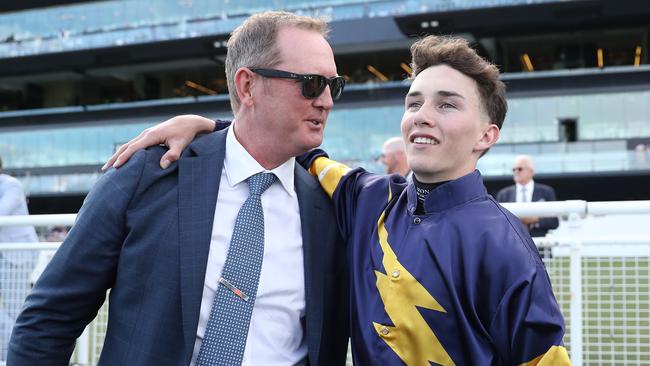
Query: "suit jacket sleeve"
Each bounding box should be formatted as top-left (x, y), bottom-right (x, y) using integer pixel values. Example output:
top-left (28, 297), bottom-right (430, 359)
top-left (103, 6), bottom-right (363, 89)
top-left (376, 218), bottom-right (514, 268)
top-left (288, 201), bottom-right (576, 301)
top-left (495, 189), bottom-right (504, 202)
top-left (495, 186), bottom-right (511, 203)
top-left (537, 185), bottom-right (559, 231)
top-left (7, 151), bottom-right (148, 366)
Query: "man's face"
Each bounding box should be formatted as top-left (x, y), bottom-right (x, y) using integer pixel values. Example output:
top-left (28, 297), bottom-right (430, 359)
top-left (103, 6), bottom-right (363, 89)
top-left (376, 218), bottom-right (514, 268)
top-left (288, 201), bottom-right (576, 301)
top-left (400, 64), bottom-right (491, 183)
top-left (512, 157), bottom-right (534, 185)
top-left (251, 26), bottom-right (337, 158)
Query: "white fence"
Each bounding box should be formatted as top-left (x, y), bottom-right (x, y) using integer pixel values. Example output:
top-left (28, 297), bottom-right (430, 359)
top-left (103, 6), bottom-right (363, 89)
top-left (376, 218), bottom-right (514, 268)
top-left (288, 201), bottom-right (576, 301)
top-left (502, 200), bottom-right (650, 366)
top-left (1, 201), bottom-right (650, 365)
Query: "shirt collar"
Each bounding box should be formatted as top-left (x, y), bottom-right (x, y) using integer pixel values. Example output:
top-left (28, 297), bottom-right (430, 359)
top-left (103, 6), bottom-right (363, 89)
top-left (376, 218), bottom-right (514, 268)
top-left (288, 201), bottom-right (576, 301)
top-left (406, 170), bottom-right (487, 214)
top-left (224, 125), bottom-right (296, 196)
top-left (516, 180), bottom-right (535, 192)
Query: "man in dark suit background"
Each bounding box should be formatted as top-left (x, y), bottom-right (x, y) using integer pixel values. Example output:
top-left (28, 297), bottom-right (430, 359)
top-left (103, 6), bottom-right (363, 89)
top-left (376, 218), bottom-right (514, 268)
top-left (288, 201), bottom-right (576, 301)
top-left (496, 155), bottom-right (559, 237)
top-left (8, 11), bottom-right (348, 366)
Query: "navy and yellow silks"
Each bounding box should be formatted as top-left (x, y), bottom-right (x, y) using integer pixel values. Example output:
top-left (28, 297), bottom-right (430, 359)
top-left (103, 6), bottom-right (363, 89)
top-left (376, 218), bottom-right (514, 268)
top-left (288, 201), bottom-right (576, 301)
top-left (310, 155), bottom-right (571, 366)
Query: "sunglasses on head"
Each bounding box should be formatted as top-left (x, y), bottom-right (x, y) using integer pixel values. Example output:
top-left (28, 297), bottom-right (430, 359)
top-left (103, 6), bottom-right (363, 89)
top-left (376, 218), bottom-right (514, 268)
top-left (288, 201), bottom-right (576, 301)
top-left (249, 68), bottom-right (346, 100)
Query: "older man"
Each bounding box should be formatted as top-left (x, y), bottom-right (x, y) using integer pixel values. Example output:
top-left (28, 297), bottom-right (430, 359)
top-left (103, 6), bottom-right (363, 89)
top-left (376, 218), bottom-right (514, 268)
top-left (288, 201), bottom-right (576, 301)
top-left (496, 155), bottom-right (559, 237)
top-left (9, 12), bottom-right (348, 366)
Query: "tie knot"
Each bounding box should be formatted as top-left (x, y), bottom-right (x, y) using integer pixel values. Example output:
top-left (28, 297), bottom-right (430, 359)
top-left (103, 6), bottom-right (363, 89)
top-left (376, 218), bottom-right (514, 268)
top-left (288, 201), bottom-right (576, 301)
top-left (248, 172), bottom-right (276, 196)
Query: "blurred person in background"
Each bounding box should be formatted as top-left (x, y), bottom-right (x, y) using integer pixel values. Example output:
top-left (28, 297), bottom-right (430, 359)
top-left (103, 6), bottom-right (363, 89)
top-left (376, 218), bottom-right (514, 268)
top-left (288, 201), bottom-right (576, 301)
top-left (0, 156), bottom-right (38, 358)
top-left (44, 226), bottom-right (68, 242)
top-left (633, 143), bottom-right (648, 167)
top-left (9, 12), bottom-right (348, 366)
top-left (496, 155), bottom-right (559, 237)
top-left (107, 35), bottom-right (570, 365)
top-left (30, 226), bottom-right (69, 288)
top-left (380, 136), bottom-right (411, 178)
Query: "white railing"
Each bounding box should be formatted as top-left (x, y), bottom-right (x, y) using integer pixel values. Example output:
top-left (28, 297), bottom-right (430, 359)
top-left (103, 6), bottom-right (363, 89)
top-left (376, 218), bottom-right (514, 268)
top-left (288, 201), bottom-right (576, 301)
top-left (2, 202), bottom-right (650, 365)
top-left (501, 199), bottom-right (650, 217)
top-left (503, 200), bottom-right (650, 365)
top-left (0, 214), bottom-right (91, 364)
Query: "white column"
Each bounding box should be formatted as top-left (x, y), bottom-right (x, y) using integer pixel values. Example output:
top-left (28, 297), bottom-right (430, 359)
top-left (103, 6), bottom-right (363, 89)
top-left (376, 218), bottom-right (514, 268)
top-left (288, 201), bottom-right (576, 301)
top-left (568, 212), bottom-right (583, 365)
top-left (76, 326), bottom-right (91, 365)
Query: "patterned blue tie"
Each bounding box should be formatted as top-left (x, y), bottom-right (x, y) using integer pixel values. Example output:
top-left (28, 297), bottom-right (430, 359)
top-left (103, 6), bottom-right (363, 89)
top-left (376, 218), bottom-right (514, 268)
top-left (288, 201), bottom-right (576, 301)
top-left (196, 172), bottom-right (277, 366)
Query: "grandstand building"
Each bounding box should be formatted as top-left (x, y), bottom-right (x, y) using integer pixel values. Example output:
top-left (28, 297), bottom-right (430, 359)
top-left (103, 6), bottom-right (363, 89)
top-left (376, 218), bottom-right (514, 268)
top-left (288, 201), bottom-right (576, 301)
top-left (1, 0), bottom-right (649, 214)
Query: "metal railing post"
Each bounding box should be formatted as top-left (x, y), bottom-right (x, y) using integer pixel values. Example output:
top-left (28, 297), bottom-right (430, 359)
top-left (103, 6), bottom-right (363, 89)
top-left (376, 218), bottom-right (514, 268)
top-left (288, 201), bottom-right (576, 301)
top-left (568, 212), bottom-right (583, 365)
top-left (76, 326), bottom-right (91, 365)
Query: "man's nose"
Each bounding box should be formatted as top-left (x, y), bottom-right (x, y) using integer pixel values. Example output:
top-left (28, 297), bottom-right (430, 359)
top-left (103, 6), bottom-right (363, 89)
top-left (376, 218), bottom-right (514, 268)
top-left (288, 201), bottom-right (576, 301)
top-left (313, 86), bottom-right (334, 110)
top-left (413, 106), bottom-right (434, 127)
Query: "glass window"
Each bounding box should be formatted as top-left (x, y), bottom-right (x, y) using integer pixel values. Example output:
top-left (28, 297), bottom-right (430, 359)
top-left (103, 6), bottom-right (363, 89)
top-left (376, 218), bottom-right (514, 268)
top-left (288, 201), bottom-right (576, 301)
top-left (323, 105), bottom-right (403, 171)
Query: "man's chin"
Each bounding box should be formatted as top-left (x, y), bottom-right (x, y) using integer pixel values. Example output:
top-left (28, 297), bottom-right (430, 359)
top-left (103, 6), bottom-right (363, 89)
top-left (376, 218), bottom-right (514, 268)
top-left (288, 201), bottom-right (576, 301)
top-left (407, 159), bottom-right (428, 174)
top-left (305, 137), bottom-right (324, 150)
top-left (293, 143), bottom-right (322, 157)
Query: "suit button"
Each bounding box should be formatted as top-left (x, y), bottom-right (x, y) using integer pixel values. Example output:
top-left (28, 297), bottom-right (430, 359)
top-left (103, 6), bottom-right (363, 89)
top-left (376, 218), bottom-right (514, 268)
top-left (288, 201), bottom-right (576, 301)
top-left (413, 217), bottom-right (421, 224)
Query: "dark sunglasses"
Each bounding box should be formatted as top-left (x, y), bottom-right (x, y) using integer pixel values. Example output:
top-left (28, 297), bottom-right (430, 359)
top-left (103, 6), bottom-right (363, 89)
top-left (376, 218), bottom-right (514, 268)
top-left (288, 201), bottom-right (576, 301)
top-left (512, 167), bottom-right (526, 172)
top-left (250, 68), bottom-right (346, 100)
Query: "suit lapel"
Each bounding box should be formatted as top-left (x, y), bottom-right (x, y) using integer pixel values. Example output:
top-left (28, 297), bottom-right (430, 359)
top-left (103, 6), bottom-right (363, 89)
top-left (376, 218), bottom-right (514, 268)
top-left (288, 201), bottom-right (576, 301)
top-left (295, 166), bottom-right (325, 365)
top-left (532, 186), bottom-right (541, 202)
top-left (178, 130), bottom-right (227, 362)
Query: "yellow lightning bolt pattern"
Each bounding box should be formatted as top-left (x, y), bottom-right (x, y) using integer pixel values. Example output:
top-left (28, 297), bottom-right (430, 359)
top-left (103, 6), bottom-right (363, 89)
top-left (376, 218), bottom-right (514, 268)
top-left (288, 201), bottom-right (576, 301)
top-left (373, 187), bottom-right (455, 366)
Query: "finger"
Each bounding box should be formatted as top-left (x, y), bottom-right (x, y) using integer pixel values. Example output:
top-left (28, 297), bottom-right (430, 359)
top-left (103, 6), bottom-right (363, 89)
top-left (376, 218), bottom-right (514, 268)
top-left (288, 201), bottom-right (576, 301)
top-left (113, 126), bottom-right (170, 168)
top-left (160, 148), bottom-right (181, 169)
top-left (112, 137), bottom-right (151, 168)
top-left (102, 129), bottom-right (150, 170)
top-left (102, 141), bottom-right (132, 171)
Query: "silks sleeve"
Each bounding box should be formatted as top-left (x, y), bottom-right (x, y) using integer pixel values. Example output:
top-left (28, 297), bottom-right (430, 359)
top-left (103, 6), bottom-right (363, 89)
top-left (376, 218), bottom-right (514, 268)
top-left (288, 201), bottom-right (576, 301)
top-left (299, 148), bottom-right (389, 240)
top-left (308, 156), bottom-right (351, 199)
top-left (304, 152), bottom-right (373, 240)
top-left (489, 265), bottom-right (572, 366)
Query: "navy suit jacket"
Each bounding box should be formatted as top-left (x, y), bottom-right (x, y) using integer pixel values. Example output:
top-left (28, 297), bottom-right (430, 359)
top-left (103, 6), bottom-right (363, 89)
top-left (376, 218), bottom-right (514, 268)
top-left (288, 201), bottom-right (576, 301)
top-left (495, 182), bottom-right (559, 237)
top-left (8, 129), bottom-right (349, 365)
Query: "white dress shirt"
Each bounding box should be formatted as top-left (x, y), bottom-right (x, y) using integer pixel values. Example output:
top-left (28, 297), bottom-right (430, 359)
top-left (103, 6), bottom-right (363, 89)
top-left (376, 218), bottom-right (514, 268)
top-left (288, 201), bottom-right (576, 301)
top-left (516, 180), bottom-right (535, 203)
top-left (190, 127), bottom-right (307, 366)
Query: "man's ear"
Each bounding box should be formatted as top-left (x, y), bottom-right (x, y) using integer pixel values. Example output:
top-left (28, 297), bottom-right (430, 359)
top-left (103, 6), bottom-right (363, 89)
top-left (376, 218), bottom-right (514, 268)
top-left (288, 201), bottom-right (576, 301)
top-left (234, 68), bottom-right (257, 108)
top-left (474, 123), bottom-right (500, 153)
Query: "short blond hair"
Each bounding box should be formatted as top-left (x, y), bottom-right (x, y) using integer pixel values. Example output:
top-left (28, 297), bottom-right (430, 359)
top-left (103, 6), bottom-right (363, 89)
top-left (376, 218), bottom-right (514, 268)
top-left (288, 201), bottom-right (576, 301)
top-left (225, 11), bottom-right (329, 115)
